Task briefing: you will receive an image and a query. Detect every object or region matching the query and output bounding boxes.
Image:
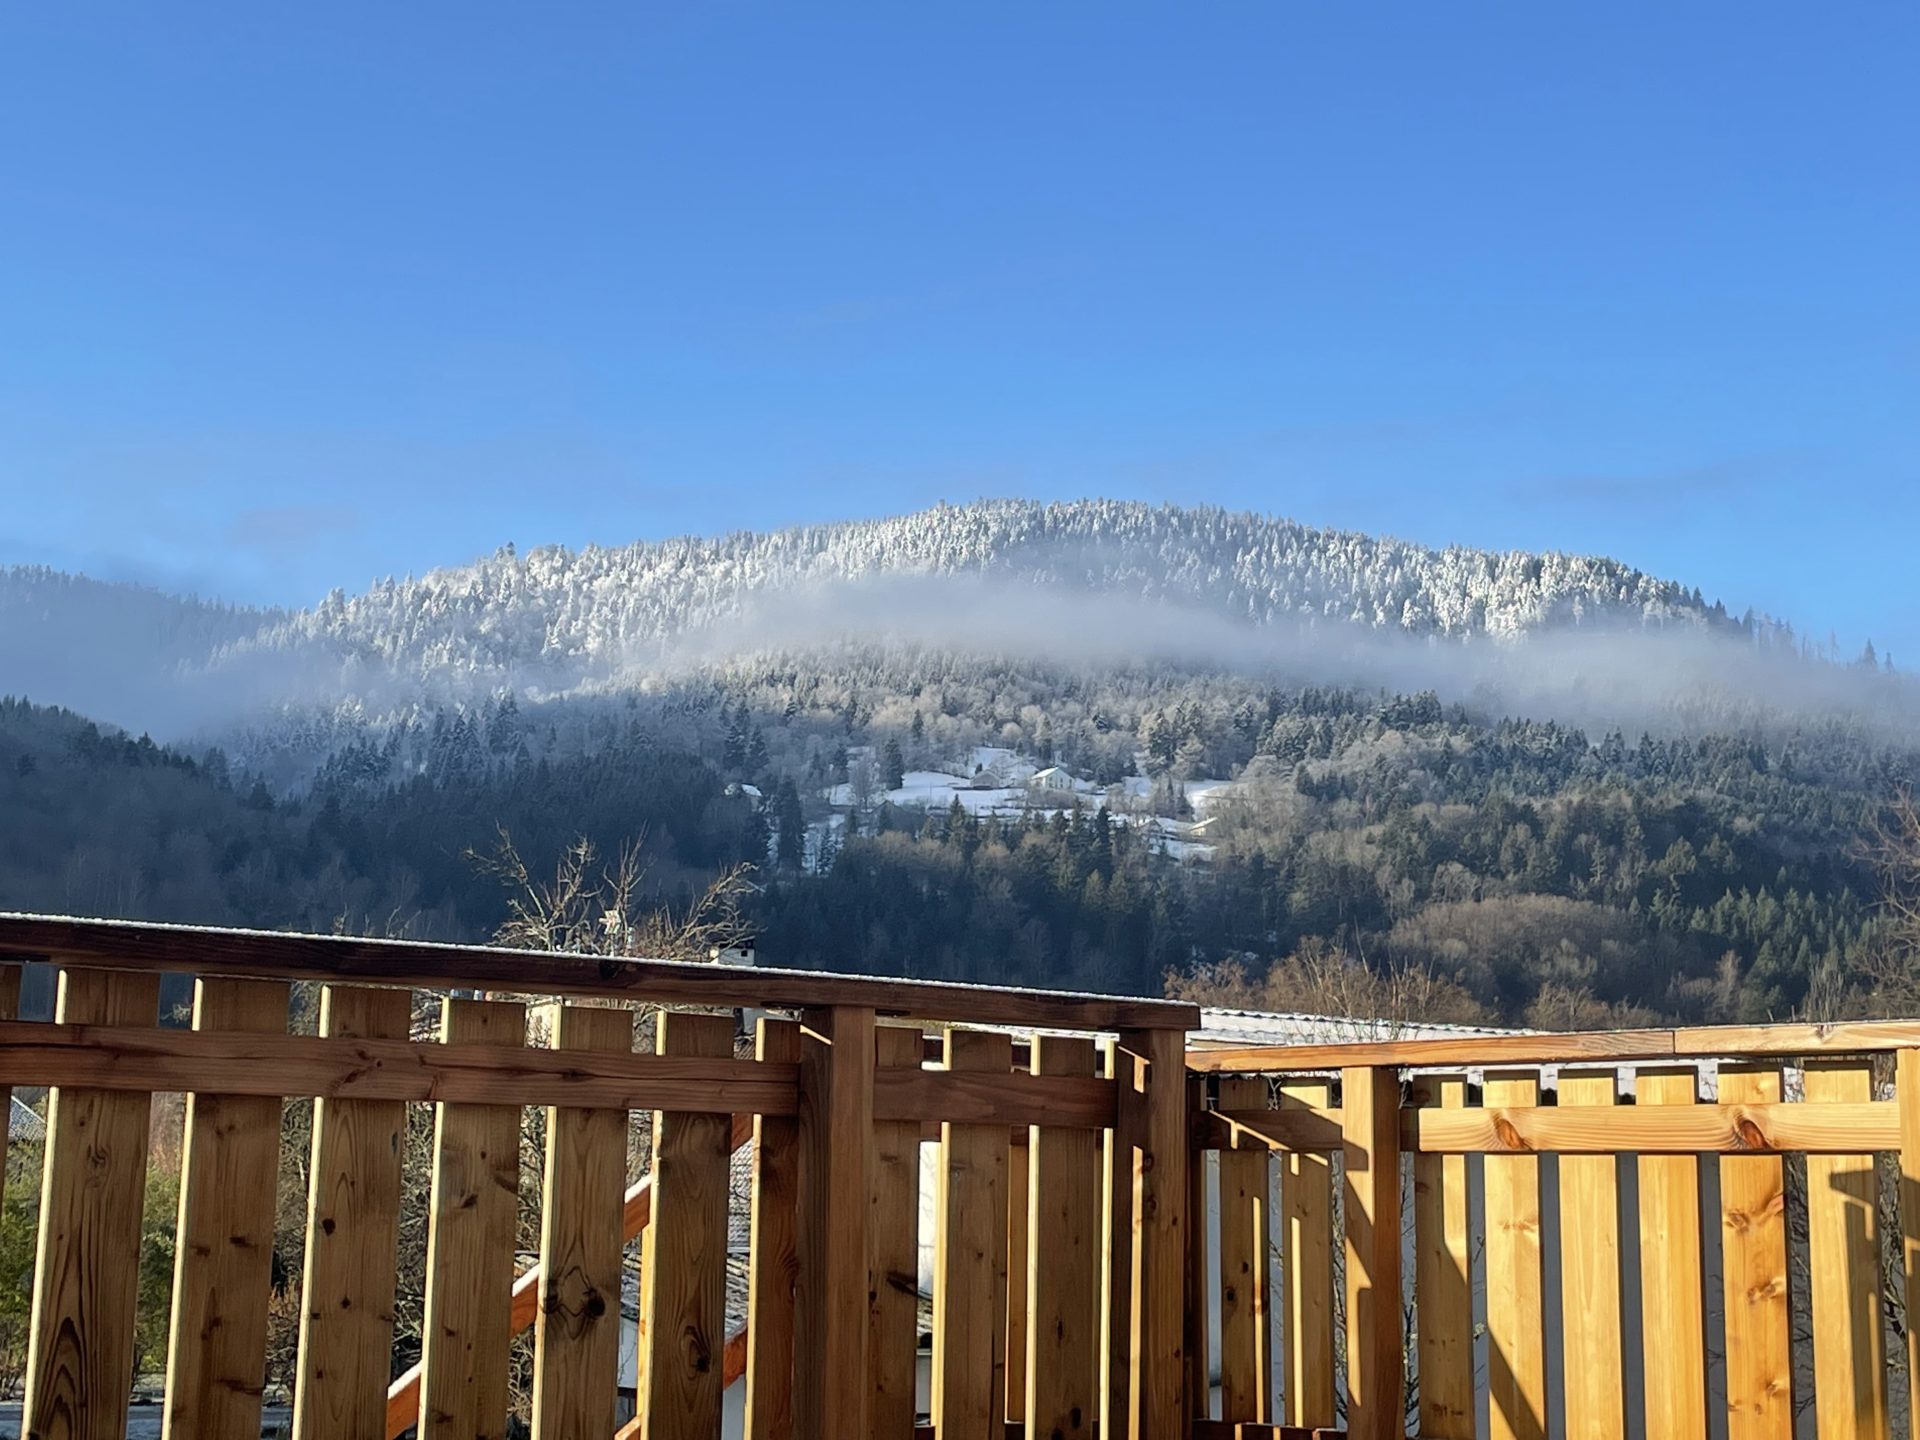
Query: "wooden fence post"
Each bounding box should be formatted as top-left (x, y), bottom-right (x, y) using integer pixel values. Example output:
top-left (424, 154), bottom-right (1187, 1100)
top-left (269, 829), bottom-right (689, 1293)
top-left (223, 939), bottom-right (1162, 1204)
top-left (1342, 1065), bottom-right (1403, 1440)
top-left (1121, 1028), bottom-right (1189, 1440)
top-left (793, 1005), bottom-right (875, 1440)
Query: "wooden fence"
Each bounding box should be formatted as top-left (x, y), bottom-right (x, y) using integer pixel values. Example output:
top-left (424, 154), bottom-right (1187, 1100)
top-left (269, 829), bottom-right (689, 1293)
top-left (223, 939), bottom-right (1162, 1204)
top-left (1187, 1023), bottom-right (1920, 1440)
top-left (0, 913), bottom-right (1195, 1440)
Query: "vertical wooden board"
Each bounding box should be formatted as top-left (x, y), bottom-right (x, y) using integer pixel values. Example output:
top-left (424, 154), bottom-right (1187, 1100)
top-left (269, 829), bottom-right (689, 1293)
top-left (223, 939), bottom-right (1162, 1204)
top-left (530, 1004), bottom-right (632, 1440)
top-left (1636, 1066), bottom-right (1707, 1440)
top-left (933, 1027), bottom-right (1012, 1440)
top-left (1414, 1075), bottom-right (1473, 1440)
top-left (1718, 1064), bottom-right (1791, 1440)
top-left (1102, 1039), bottom-right (1139, 1440)
top-left (1802, 1059), bottom-right (1887, 1440)
top-left (292, 984), bottom-right (412, 1440)
top-left (1184, 1076), bottom-right (1210, 1422)
top-left (1277, 1077), bottom-right (1335, 1431)
top-left (1341, 1066), bottom-right (1403, 1440)
top-left (1483, 1071), bottom-right (1545, 1440)
top-left (794, 1005), bottom-right (876, 1440)
top-left (1898, 1049), bottom-right (1920, 1440)
top-left (1217, 1075), bottom-right (1272, 1423)
top-left (870, 1026), bottom-right (923, 1440)
top-left (163, 977), bottom-right (292, 1440)
top-left (1007, 1134), bottom-right (1030, 1421)
top-left (745, 1018), bottom-right (801, 1440)
top-left (0, 963), bottom-right (18, 1210)
top-left (23, 966), bottom-right (162, 1440)
top-left (639, 1011), bottom-right (735, 1440)
top-left (1556, 1070), bottom-right (1623, 1440)
top-left (1026, 1035), bottom-right (1100, 1440)
top-left (418, 998), bottom-right (525, 1440)
top-left (1125, 1028), bottom-right (1189, 1440)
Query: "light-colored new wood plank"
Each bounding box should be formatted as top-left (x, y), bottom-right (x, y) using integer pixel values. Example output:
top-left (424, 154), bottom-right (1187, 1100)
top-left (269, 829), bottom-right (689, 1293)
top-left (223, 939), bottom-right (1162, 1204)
top-left (1006, 1134), bottom-right (1030, 1421)
top-left (1216, 1075), bottom-right (1271, 1423)
top-left (1276, 1077), bottom-right (1334, 1431)
top-left (1409, 1098), bottom-right (1898, 1153)
top-left (745, 1019), bottom-right (801, 1440)
top-left (870, 1026), bottom-right (922, 1440)
top-left (293, 984), bottom-right (412, 1440)
top-left (418, 999), bottom-right (524, 1440)
top-left (1026, 1035), bottom-right (1100, 1440)
top-left (530, 1003), bottom-right (632, 1440)
top-left (1126, 1028), bottom-right (1190, 1440)
top-left (1342, 1066), bottom-right (1402, 1440)
top-left (1718, 1063), bottom-right (1791, 1440)
top-left (23, 966), bottom-right (162, 1440)
top-left (163, 978), bottom-right (291, 1440)
top-left (1637, 1066), bottom-right (1707, 1440)
top-left (1803, 1059), bottom-right (1887, 1440)
top-left (1184, 1076), bottom-right (1210, 1422)
top-left (1102, 1038), bottom-right (1139, 1440)
top-left (638, 1011), bottom-right (734, 1440)
top-left (1484, 1071), bottom-right (1545, 1440)
top-left (1900, 1049), bottom-right (1920, 1440)
top-left (934, 1027), bottom-right (1012, 1440)
top-left (1413, 1075), bottom-right (1472, 1440)
top-left (794, 1005), bottom-right (876, 1439)
top-left (1556, 1069), bottom-right (1623, 1440)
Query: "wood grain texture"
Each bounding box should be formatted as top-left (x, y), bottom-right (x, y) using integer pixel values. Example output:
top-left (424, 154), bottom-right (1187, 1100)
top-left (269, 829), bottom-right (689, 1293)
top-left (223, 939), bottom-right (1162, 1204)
top-left (1554, 1070), bottom-right (1623, 1440)
top-left (23, 966), bottom-right (162, 1440)
top-left (638, 1011), bottom-right (734, 1440)
top-left (1006, 1135), bottom-right (1029, 1424)
top-left (0, 912), bottom-right (1197, 1031)
top-left (1802, 1060), bottom-right (1886, 1440)
top-left (1126, 1028), bottom-right (1190, 1440)
top-left (1340, 1066), bottom-right (1402, 1440)
top-left (0, 963), bottom-right (17, 1211)
top-left (1276, 1078), bottom-right (1334, 1432)
top-left (745, 1019), bottom-right (801, 1440)
top-left (1636, 1067), bottom-right (1707, 1440)
top-left (1483, 1072), bottom-right (1545, 1440)
top-left (1412, 1075), bottom-right (1472, 1440)
top-left (794, 1006), bottom-right (876, 1440)
top-left (1102, 1040), bottom-right (1139, 1440)
top-left (292, 985), bottom-right (412, 1440)
top-left (870, 1026), bottom-right (924, 1440)
top-left (1409, 1098), bottom-right (1897, 1153)
top-left (1216, 1075), bottom-right (1271, 1424)
top-left (1900, 1049), bottom-right (1920, 1440)
top-left (418, 999), bottom-right (524, 1440)
top-left (1717, 1064), bottom-right (1791, 1440)
top-left (1026, 1035), bottom-right (1100, 1440)
top-left (1184, 1077), bottom-right (1210, 1424)
top-left (163, 978), bottom-right (291, 1440)
top-left (934, 1028), bottom-right (1013, 1440)
top-left (530, 1004), bottom-right (632, 1440)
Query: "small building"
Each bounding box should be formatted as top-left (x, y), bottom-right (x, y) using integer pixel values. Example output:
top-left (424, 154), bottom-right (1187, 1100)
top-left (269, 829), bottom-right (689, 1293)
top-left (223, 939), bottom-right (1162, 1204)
top-left (1027, 766), bottom-right (1075, 793)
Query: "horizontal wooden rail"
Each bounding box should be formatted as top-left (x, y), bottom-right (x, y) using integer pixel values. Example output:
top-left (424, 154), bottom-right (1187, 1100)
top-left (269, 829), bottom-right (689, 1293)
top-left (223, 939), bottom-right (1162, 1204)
top-left (1202, 1100), bottom-right (1903, 1155)
top-left (0, 912), bottom-right (1197, 1029)
top-left (1187, 1018), bottom-right (1920, 1073)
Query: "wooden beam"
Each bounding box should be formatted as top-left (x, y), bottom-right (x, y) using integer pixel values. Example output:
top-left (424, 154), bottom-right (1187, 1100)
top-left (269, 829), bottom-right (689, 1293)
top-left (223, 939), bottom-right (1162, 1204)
top-left (871, 1026), bottom-right (924, 1440)
top-left (794, 1006), bottom-right (876, 1440)
top-left (1125, 1028), bottom-right (1189, 1440)
top-left (745, 1020), bottom-right (801, 1440)
top-left (1636, 1068), bottom-right (1706, 1440)
top-left (1411, 1075), bottom-right (1471, 1440)
top-left (0, 911), bottom-right (1197, 1030)
top-left (1803, 1060), bottom-right (1886, 1440)
top-left (1717, 1063), bottom-right (1792, 1440)
top-left (1216, 1076), bottom-right (1271, 1424)
top-left (1410, 1099), bottom-right (1899, 1153)
top-left (934, 1028), bottom-right (1013, 1440)
top-left (1340, 1067), bottom-right (1402, 1440)
top-left (1026, 1035), bottom-right (1101, 1440)
top-left (1483, 1072), bottom-right (1545, 1440)
top-left (1555, 1070), bottom-right (1623, 1440)
top-left (1277, 1078), bottom-right (1335, 1432)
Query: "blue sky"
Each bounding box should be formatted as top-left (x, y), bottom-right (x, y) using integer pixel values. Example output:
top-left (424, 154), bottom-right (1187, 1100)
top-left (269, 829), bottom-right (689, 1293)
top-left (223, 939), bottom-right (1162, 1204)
top-left (2, 5), bottom-right (1915, 655)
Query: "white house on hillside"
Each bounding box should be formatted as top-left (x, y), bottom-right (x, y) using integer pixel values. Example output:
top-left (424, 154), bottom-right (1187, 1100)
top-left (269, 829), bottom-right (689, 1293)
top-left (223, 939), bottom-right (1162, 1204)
top-left (1027, 765), bottom-right (1075, 793)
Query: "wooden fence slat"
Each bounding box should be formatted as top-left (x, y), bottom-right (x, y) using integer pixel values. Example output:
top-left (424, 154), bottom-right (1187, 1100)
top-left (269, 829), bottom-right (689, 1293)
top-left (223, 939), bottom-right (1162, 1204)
top-left (1637, 1066), bottom-right (1708, 1440)
top-left (871, 1025), bottom-right (923, 1440)
top-left (1121, 1028), bottom-right (1190, 1440)
top-left (794, 1005), bottom-right (876, 1439)
top-left (418, 998), bottom-right (524, 1440)
top-left (1217, 1075), bottom-right (1272, 1423)
top-left (1556, 1070), bottom-right (1623, 1440)
top-left (1185, 1076), bottom-right (1210, 1422)
top-left (1410, 1099), bottom-right (1899, 1154)
top-left (1277, 1077), bottom-right (1334, 1431)
top-left (1103, 1038), bottom-right (1138, 1440)
top-left (1803, 1059), bottom-right (1887, 1440)
top-left (1484, 1071), bottom-right (1545, 1440)
top-left (1899, 1049), bottom-right (1920, 1440)
top-left (1718, 1064), bottom-right (1792, 1440)
top-left (745, 1019), bottom-right (801, 1440)
top-left (163, 978), bottom-right (291, 1440)
top-left (1413, 1075), bottom-right (1472, 1440)
top-left (530, 1003), bottom-right (632, 1440)
top-left (1007, 1131), bottom-right (1030, 1422)
top-left (23, 966), bottom-right (162, 1440)
top-left (1026, 1035), bottom-right (1101, 1440)
top-left (934, 1027), bottom-right (1013, 1440)
top-left (0, 963), bottom-right (18, 1210)
top-left (292, 984), bottom-right (412, 1440)
top-left (638, 1011), bottom-right (734, 1440)
top-left (1342, 1066), bottom-right (1403, 1440)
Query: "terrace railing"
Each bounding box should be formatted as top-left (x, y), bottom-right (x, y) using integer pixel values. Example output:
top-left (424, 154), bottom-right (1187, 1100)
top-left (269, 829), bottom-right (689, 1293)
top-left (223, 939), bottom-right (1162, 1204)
top-left (0, 913), bottom-right (1195, 1440)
